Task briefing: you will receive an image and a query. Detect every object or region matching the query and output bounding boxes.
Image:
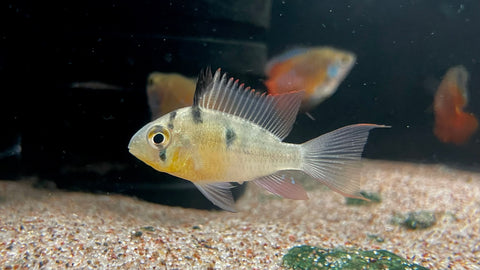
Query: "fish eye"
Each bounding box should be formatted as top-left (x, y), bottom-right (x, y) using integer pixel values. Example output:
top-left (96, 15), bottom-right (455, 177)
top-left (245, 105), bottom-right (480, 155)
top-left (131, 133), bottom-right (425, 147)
top-left (147, 125), bottom-right (170, 148)
top-left (152, 133), bottom-right (165, 144)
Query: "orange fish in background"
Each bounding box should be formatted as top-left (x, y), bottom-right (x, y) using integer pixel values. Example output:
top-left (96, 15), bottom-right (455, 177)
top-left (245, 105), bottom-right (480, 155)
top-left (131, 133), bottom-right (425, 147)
top-left (147, 72), bottom-right (196, 119)
top-left (146, 47), bottom-right (356, 119)
top-left (433, 65), bottom-right (478, 145)
top-left (264, 47), bottom-right (356, 111)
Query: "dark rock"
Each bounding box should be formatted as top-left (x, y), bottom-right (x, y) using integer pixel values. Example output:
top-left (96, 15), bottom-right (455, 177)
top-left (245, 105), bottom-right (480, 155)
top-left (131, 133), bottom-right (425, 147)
top-left (282, 245), bottom-right (429, 270)
top-left (402, 211), bottom-right (437, 229)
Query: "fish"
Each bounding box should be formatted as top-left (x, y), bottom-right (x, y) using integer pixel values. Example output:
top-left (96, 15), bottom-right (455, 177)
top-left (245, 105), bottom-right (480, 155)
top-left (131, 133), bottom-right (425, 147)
top-left (0, 136), bottom-right (22, 160)
top-left (129, 68), bottom-right (387, 212)
top-left (264, 47), bottom-right (356, 111)
top-left (70, 81), bottom-right (122, 90)
top-left (145, 47), bottom-right (355, 118)
top-left (147, 72), bottom-right (196, 119)
top-left (433, 65), bottom-right (478, 145)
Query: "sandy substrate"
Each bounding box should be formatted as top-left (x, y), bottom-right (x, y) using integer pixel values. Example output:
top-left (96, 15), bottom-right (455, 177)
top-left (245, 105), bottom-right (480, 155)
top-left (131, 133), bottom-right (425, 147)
top-left (1, 160), bottom-right (479, 269)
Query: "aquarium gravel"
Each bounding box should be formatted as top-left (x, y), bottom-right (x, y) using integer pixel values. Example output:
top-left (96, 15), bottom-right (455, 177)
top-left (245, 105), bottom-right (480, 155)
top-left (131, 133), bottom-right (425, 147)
top-left (0, 160), bottom-right (479, 269)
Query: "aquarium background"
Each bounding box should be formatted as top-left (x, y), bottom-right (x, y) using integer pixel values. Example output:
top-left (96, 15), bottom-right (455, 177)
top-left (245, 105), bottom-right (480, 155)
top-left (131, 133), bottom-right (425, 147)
top-left (1, 0), bottom-right (479, 208)
top-left (269, 0), bottom-right (480, 169)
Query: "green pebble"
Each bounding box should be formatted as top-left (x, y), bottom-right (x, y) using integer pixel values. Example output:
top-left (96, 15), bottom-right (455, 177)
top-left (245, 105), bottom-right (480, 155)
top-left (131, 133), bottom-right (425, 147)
top-left (282, 245), bottom-right (429, 270)
top-left (345, 191), bottom-right (382, 205)
top-left (131, 230), bottom-right (143, 237)
top-left (402, 211), bottom-right (436, 229)
top-left (141, 226), bottom-right (155, 232)
top-left (367, 234), bottom-right (385, 243)
top-left (390, 213), bottom-right (406, 225)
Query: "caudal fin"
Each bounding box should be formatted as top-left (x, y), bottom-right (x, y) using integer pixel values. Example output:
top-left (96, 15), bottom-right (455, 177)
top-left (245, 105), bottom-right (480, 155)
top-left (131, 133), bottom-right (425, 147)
top-left (300, 124), bottom-right (388, 198)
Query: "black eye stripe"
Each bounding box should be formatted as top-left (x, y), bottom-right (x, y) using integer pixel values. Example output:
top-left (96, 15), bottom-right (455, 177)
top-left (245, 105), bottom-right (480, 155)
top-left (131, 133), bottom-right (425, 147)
top-left (159, 149), bottom-right (167, 161)
top-left (168, 111), bottom-right (177, 129)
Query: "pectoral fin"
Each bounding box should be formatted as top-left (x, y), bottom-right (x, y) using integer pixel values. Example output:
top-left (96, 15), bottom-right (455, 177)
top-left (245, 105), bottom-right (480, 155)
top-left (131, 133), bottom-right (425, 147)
top-left (193, 182), bottom-right (237, 212)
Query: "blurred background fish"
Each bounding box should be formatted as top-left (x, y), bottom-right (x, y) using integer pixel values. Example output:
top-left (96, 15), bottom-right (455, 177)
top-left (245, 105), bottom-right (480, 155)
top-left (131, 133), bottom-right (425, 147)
top-left (70, 81), bottom-right (123, 90)
top-left (0, 136), bottom-right (22, 160)
top-left (146, 47), bottom-right (356, 120)
top-left (147, 72), bottom-right (196, 119)
top-left (264, 47), bottom-right (356, 111)
top-left (433, 65), bottom-right (478, 145)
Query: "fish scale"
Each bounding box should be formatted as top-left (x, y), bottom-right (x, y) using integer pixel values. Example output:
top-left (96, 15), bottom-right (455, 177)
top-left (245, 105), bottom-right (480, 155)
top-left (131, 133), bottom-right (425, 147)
top-left (167, 106), bottom-right (302, 183)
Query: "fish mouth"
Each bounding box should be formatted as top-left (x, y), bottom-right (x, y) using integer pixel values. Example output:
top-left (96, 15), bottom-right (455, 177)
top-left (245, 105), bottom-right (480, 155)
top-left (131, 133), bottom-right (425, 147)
top-left (128, 134), bottom-right (161, 171)
top-left (128, 134), bottom-right (149, 165)
top-left (128, 127), bottom-right (160, 170)
top-left (127, 139), bottom-right (135, 154)
top-left (128, 128), bottom-right (145, 157)
top-left (127, 133), bottom-right (136, 152)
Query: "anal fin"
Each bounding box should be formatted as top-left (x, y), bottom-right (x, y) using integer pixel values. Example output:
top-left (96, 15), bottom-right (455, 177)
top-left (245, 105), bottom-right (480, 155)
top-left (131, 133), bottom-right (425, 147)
top-left (253, 171), bottom-right (308, 200)
top-left (193, 182), bottom-right (237, 212)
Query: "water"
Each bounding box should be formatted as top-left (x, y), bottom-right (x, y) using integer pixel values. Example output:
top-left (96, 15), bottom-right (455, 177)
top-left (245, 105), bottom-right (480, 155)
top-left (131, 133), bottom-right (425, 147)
top-left (1, 1), bottom-right (479, 268)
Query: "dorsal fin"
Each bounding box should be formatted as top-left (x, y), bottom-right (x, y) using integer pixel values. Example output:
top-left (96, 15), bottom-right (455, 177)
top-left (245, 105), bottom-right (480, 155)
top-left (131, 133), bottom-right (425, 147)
top-left (193, 68), bottom-right (304, 140)
top-left (193, 67), bottom-right (213, 106)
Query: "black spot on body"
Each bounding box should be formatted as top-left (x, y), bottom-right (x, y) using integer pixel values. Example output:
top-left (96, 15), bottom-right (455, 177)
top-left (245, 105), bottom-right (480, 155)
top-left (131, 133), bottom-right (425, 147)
top-left (168, 111), bottom-right (176, 129)
top-left (191, 106), bottom-right (203, 124)
top-left (225, 127), bottom-right (236, 148)
top-left (159, 149), bottom-right (167, 161)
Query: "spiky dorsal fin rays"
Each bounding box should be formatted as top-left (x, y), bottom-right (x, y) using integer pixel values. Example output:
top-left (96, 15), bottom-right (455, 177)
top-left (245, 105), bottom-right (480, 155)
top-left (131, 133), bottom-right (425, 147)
top-left (193, 68), bottom-right (304, 141)
top-left (193, 67), bottom-right (214, 106)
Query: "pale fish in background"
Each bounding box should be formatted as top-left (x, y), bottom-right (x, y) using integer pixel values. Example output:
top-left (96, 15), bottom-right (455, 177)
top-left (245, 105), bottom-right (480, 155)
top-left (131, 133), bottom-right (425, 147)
top-left (70, 81), bottom-right (122, 90)
top-left (147, 72), bottom-right (196, 119)
top-left (433, 65), bottom-right (478, 145)
top-left (264, 47), bottom-right (356, 111)
top-left (129, 68), bottom-right (386, 212)
top-left (0, 136), bottom-right (22, 160)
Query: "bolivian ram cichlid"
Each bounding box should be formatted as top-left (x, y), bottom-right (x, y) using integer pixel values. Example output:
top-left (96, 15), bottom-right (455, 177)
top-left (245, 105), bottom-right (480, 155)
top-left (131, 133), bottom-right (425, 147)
top-left (128, 68), bottom-right (387, 212)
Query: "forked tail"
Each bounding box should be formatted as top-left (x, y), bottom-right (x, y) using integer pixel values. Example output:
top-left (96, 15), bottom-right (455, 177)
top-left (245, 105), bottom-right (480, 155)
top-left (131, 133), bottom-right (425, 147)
top-left (300, 124), bottom-right (388, 198)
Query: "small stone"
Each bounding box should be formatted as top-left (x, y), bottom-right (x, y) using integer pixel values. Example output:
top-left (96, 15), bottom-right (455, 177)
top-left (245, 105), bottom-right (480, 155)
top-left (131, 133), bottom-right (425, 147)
top-left (366, 234), bottom-right (384, 243)
top-left (403, 211), bottom-right (436, 229)
top-left (141, 226), bottom-right (155, 232)
top-left (131, 230), bottom-right (143, 238)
